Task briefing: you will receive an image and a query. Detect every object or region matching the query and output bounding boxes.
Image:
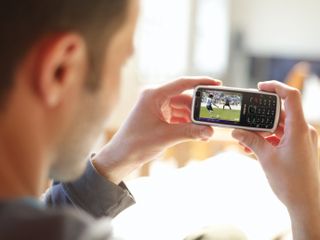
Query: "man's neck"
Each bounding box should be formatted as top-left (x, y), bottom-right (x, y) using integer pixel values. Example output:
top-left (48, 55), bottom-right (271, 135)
top-left (0, 130), bottom-right (49, 199)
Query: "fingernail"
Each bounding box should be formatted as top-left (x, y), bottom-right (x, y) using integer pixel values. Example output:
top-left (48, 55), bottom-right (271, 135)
top-left (201, 128), bottom-right (213, 139)
top-left (215, 79), bottom-right (222, 85)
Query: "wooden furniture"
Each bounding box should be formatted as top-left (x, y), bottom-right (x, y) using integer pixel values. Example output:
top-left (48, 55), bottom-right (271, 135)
top-left (285, 61), bottom-right (311, 91)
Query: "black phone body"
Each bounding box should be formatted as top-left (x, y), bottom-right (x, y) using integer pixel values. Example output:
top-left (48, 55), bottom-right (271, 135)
top-left (192, 86), bottom-right (281, 132)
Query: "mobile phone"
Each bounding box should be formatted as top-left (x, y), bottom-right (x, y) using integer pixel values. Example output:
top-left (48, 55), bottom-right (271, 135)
top-left (191, 85), bottom-right (281, 132)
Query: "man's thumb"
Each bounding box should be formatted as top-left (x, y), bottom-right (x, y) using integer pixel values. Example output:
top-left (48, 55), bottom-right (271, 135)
top-left (171, 124), bottom-right (214, 141)
top-left (232, 129), bottom-right (268, 154)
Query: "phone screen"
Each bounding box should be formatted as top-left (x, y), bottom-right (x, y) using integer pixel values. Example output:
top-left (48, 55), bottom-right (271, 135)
top-left (199, 90), bottom-right (243, 123)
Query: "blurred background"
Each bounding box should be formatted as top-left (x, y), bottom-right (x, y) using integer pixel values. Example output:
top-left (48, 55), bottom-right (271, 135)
top-left (103, 0), bottom-right (320, 239)
top-left (108, 0), bottom-right (320, 129)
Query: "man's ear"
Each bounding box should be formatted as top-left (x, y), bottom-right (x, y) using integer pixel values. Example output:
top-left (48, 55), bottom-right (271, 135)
top-left (32, 33), bottom-right (87, 107)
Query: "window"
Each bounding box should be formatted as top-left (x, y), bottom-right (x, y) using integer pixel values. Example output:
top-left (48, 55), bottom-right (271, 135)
top-left (135, 0), bottom-right (229, 84)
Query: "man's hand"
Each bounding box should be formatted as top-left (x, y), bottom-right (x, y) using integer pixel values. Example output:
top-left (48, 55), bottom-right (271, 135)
top-left (232, 81), bottom-right (320, 239)
top-left (93, 77), bottom-right (221, 184)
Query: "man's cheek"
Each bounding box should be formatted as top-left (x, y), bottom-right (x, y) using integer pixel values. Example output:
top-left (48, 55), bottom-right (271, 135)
top-left (101, 77), bottom-right (120, 113)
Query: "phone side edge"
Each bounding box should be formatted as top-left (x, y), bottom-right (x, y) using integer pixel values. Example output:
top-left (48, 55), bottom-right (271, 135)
top-left (191, 86), bottom-right (201, 123)
top-left (271, 94), bottom-right (281, 133)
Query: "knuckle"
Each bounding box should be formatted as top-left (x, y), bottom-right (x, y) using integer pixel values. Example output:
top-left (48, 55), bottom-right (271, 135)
top-left (173, 77), bottom-right (186, 84)
top-left (140, 88), bottom-right (155, 100)
top-left (176, 77), bottom-right (189, 88)
top-left (270, 80), bottom-right (279, 84)
top-left (266, 80), bottom-right (280, 87)
top-left (309, 125), bottom-right (317, 133)
top-left (298, 123), bottom-right (309, 133)
top-left (288, 88), bottom-right (302, 99)
top-left (309, 125), bottom-right (318, 141)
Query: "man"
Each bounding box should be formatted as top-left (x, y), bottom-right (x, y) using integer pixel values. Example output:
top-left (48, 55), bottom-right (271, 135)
top-left (0, 1), bottom-right (218, 239)
top-left (206, 94), bottom-right (216, 114)
top-left (0, 1), bottom-right (319, 240)
top-left (223, 96), bottom-right (232, 110)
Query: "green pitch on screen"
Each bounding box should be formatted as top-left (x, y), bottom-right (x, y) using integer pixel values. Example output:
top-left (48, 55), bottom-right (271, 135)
top-left (200, 107), bottom-right (241, 122)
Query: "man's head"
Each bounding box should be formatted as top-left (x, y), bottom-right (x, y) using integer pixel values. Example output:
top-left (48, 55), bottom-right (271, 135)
top-left (0, 0), bottom-right (139, 189)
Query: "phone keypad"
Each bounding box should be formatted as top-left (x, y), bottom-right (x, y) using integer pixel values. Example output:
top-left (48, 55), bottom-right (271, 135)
top-left (246, 95), bottom-right (277, 129)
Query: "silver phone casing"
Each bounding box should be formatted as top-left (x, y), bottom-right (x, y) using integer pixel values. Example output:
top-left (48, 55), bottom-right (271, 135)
top-left (191, 86), bottom-right (281, 133)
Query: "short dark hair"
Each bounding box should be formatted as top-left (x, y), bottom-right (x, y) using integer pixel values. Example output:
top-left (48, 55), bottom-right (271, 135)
top-left (0, 0), bottom-right (129, 106)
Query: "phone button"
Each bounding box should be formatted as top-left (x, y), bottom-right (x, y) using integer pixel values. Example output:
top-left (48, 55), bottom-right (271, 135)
top-left (266, 108), bottom-right (271, 116)
top-left (247, 115), bottom-right (255, 124)
top-left (250, 96), bottom-right (259, 104)
top-left (248, 106), bottom-right (256, 114)
top-left (256, 116), bottom-right (261, 124)
top-left (257, 107), bottom-right (262, 115)
top-left (263, 99), bottom-right (268, 106)
top-left (266, 117), bottom-right (271, 124)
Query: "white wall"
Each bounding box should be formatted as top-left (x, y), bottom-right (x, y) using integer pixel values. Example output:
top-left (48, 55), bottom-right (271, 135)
top-left (231, 0), bottom-right (320, 58)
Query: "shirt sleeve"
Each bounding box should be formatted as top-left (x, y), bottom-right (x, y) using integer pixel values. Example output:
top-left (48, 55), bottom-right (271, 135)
top-left (43, 160), bottom-right (135, 218)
